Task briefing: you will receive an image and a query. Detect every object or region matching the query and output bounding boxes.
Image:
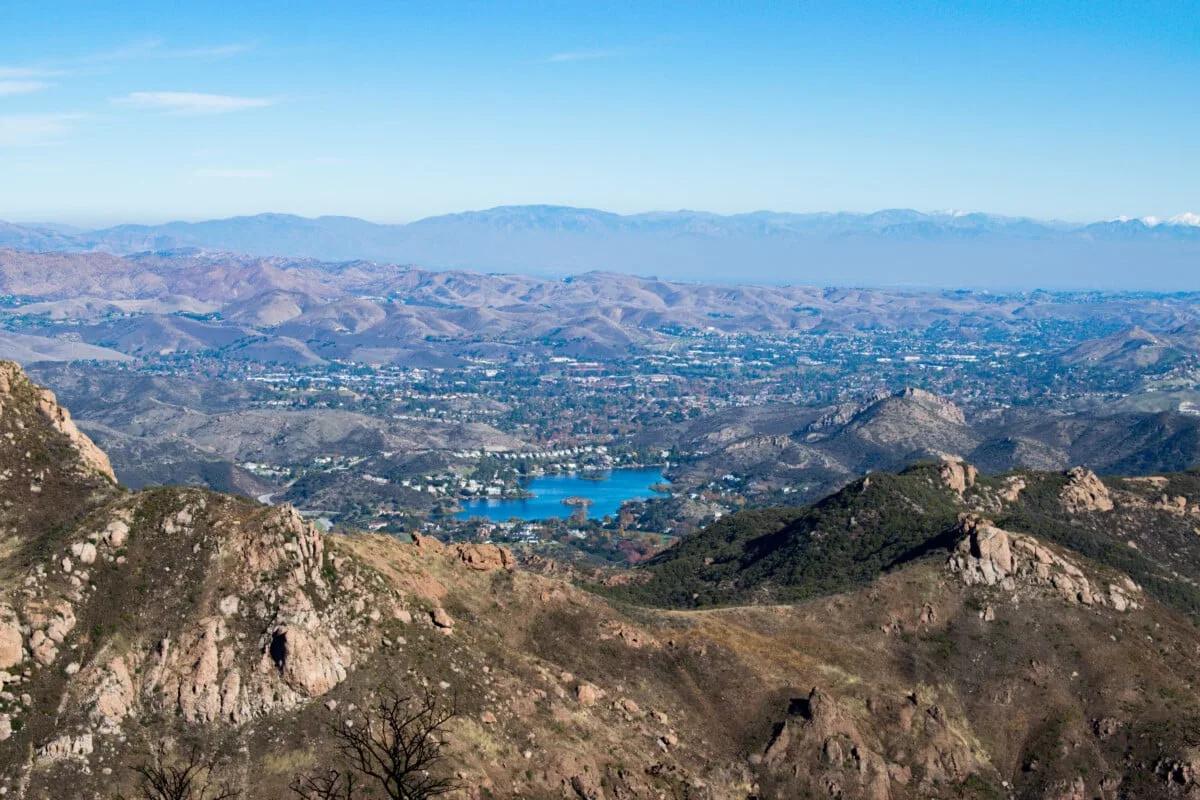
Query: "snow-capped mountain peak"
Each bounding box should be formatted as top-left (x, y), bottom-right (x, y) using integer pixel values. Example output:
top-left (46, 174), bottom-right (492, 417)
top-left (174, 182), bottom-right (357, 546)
top-left (1167, 212), bottom-right (1200, 227)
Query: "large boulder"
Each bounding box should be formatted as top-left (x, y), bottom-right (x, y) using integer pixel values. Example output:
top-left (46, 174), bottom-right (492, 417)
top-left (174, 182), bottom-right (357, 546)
top-left (937, 457), bottom-right (978, 496)
top-left (455, 543), bottom-right (516, 572)
top-left (267, 624), bottom-right (347, 698)
top-left (1060, 467), bottom-right (1113, 513)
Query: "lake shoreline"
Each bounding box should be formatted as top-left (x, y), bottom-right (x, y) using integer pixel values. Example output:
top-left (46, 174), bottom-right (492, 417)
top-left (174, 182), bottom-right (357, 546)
top-left (454, 467), bottom-right (669, 522)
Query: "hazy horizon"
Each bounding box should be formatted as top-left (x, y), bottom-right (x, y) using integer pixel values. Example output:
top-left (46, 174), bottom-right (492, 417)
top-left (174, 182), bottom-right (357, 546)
top-left (4, 203), bottom-right (1191, 231)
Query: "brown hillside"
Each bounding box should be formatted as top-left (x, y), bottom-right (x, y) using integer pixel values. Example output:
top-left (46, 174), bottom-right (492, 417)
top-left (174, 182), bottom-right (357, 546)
top-left (0, 364), bottom-right (1197, 799)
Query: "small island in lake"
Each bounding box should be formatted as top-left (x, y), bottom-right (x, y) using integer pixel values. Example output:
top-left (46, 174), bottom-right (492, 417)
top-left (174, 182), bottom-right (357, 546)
top-left (562, 495), bottom-right (594, 508)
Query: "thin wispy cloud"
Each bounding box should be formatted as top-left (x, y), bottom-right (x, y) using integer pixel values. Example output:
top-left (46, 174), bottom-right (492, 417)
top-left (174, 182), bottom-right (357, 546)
top-left (73, 37), bottom-right (167, 66)
top-left (0, 39), bottom-right (255, 83)
top-left (0, 113), bottom-right (81, 146)
top-left (0, 67), bottom-right (61, 79)
top-left (116, 91), bottom-right (275, 115)
top-left (76, 37), bottom-right (255, 65)
top-left (0, 80), bottom-right (51, 97)
top-left (544, 48), bottom-right (621, 63)
top-left (171, 42), bottom-right (256, 59)
top-left (194, 168), bottom-right (272, 179)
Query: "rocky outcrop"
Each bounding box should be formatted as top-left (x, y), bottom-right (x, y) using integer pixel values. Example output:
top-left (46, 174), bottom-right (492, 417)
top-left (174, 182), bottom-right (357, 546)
top-left (1153, 494), bottom-right (1198, 516)
top-left (937, 457), bottom-right (978, 496)
top-left (267, 622), bottom-right (348, 697)
top-left (145, 503), bottom-right (360, 726)
top-left (411, 532), bottom-right (446, 553)
top-left (34, 386), bottom-right (115, 482)
top-left (758, 687), bottom-right (898, 800)
top-left (87, 655), bottom-right (137, 733)
top-left (155, 617), bottom-right (230, 724)
top-left (1060, 466), bottom-right (1114, 513)
top-left (25, 599), bottom-right (77, 666)
top-left (455, 542), bottom-right (516, 572)
top-left (948, 515), bottom-right (1139, 611)
top-left (999, 475), bottom-right (1025, 503)
top-left (237, 503), bottom-right (327, 592)
top-left (1156, 748), bottom-right (1200, 794)
top-left (37, 732), bottom-right (94, 763)
top-left (575, 682), bottom-right (601, 707)
top-left (0, 362), bottom-right (116, 482)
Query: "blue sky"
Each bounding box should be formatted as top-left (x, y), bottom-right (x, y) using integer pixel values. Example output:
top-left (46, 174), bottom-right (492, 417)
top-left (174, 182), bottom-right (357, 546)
top-left (1, 0), bottom-right (1197, 226)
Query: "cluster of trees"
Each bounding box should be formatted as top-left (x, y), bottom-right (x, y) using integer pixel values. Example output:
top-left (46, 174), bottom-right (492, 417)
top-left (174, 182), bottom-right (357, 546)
top-left (118, 688), bottom-right (457, 800)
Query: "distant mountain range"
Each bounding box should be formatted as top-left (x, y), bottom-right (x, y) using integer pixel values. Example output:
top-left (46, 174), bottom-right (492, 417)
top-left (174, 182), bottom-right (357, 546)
top-left (3, 206), bottom-right (1200, 289)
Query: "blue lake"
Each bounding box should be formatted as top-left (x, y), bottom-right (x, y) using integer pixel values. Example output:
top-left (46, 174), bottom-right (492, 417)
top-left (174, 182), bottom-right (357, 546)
top-left (455, 468), bottom-right (668, 522)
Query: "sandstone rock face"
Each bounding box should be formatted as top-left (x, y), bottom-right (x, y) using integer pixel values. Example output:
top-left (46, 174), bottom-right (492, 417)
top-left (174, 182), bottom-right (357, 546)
top-left (239, 504), bottom-right (327, 593)
top-left (999, 476), bottom-right (1026, 503)
top-left (130, 502), bottom-right (360, 727)
top-left (70, 540), bottom-right (97, 565)
top-left (0, 360), bottom-right (115, 482)
top-left (267, 623), bottom-right (347, 697)
top-left (455, 543), bottom-right (516, 572)
top-left (34, 387), bottom-right (116, 482)
top-left (1060, 467), bottom-right (1114, 513)
top-left (37, 732), bottom-right (94, 763)
top-left (158, 617), bottom-right (227, 724)
top-left (45, 600), bottom-right (78, 643)
top-left (30, 629), bottom-right (58, 665)
top-left (938, 457), bottom-right (978, 495)
top-left (949, 515), bottom-right (1139, 611)
top-left (89, 656), bottom-right (136, 732)
top-left (412, 533), bottom-right (446, 553)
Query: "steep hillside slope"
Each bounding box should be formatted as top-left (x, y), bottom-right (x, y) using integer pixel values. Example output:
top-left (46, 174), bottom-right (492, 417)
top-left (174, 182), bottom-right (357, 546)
top-left (2, 365), bottom-right (1200, 799)
top-left (627, 459), bottom-right (1200, 617)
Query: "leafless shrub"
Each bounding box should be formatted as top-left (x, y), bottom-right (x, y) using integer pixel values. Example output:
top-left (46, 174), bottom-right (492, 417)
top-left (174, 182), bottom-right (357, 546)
top-left (293, 687), bottom-right (459, 800)
top-left (121, 742), bottom-right (240, 800)
top-left (289, 768), bottom-right (358, 800)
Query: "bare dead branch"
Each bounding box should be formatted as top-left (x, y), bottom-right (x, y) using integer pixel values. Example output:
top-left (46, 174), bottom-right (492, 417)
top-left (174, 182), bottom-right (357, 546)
top-left (324, 687), bottom-right (460, 800)
top-left (289, 768), bottom-right (358, 800)
top-left (125, 742), bottom-right (240, 800)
